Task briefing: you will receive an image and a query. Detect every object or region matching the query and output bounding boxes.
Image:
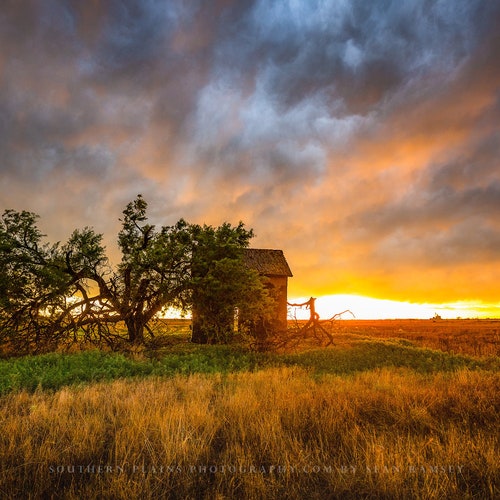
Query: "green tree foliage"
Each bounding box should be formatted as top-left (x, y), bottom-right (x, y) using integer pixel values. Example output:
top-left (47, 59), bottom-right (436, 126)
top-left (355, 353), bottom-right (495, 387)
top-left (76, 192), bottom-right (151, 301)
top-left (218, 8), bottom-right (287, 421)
top-left (189, 223), bottom-right (274, 344)
top-left (0, 196), bottom-right (273, 354)
top-left (0, 209), bottom-right (78, 352)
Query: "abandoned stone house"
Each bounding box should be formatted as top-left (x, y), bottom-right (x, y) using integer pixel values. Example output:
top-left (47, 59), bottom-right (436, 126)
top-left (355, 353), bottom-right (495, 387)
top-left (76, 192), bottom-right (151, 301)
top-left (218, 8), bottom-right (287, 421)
top-left (191, 248), bottom-right (293, 342)
top-left (243, 248), bottom-right (293, 327)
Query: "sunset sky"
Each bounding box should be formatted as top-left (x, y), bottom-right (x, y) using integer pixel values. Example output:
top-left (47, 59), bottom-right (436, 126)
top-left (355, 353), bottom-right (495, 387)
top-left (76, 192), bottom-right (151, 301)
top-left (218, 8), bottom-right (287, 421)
top-left (1, 1), bottom-right (499, 319)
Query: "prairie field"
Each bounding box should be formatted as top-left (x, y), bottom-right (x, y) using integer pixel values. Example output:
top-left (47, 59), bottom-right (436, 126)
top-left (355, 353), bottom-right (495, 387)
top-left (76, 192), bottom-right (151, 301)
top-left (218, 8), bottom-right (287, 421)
top-left (0, 319), bottom-right (499, 499)
top-left (330, 319), bottom-right (500, 357)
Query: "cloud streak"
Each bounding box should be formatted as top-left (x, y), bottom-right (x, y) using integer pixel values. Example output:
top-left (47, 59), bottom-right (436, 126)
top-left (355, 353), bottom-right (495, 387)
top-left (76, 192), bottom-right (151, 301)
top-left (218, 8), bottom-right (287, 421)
top-left (1, 0), bottom-right (499, 312)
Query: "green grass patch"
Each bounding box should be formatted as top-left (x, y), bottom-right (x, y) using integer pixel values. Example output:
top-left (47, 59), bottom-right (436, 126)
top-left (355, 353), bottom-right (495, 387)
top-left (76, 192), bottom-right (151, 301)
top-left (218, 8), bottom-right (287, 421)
top-left (0, 351), bottom-right (151, 394)
top-left (0, 346), bottom-right (274, 395)
top-left (0, 339), bottom-right (497, 395)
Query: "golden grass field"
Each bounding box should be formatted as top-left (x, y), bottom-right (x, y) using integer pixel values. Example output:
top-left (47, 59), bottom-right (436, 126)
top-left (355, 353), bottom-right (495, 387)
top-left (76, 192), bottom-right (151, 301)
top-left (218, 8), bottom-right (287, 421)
top-left (330, 319), bottom-right (500, 357)
top-left (0, 319), bottom-right (499, 499)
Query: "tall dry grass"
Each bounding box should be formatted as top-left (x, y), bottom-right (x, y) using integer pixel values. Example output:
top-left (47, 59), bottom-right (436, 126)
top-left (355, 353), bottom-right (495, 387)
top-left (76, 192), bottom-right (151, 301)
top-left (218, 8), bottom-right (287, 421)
top-left (1, 367), bottom-right (498, 499)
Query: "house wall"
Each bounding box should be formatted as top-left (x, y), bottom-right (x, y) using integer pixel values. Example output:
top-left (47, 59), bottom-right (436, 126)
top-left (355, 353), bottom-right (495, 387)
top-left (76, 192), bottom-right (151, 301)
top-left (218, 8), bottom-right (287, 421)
top-left (267, 275), bottom-right (288, 326)
top-left (191, 273), bottom-right (289, 343)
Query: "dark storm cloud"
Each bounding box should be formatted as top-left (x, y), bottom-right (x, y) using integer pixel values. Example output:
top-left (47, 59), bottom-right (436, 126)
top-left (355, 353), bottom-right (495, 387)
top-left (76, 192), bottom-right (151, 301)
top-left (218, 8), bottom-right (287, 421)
top-left (210, 0), bottom-right (491, 111)
top-left (0, 1), bottom-right (166, 188)
top-left (0, 82), bottom-right (103, 176)
top-left (2, 0), bottom-right (497, 183)
top-left (186, 0), bottom-right (500, 187)
top-left (84, 1), bottom-right (179, 86)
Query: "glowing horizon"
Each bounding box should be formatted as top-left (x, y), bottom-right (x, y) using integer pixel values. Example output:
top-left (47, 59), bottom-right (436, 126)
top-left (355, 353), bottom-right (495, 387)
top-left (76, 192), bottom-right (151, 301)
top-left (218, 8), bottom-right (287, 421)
top-left (287, 295), bottom-right (500, 321)
top-left (161, 294), bottom-right (500, 321)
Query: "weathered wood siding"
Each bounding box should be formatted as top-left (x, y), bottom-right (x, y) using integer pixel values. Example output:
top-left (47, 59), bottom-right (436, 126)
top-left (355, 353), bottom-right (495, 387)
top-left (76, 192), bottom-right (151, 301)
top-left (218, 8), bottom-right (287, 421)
top-left (267, 275), bottom-right (289, 326)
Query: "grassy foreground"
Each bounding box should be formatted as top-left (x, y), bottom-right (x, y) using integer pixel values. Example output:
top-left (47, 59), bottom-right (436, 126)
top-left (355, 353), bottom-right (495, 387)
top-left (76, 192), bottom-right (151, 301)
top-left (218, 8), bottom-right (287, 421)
top-left (1, 339), bottom-right (498, 395)
top-left (0, 338), bottom-right (499, 499)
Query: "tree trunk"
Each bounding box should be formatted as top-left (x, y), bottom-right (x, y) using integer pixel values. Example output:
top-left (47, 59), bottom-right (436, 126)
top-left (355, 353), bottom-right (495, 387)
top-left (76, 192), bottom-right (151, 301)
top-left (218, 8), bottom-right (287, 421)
top-left (125, 316), bottom-right (145, 344)
top-left (190, 311), bottom-right (208, 344)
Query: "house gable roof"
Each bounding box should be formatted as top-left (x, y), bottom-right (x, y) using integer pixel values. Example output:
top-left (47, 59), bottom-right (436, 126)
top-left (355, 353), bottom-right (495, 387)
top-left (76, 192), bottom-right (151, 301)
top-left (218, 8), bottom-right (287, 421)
top-left (244, 249), bottom-right (293, 277)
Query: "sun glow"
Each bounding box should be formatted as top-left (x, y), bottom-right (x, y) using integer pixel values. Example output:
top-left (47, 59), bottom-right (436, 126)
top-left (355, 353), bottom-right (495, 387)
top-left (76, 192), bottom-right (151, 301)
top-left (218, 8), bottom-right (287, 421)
top-left (288, 295), bottom-right (500, 320)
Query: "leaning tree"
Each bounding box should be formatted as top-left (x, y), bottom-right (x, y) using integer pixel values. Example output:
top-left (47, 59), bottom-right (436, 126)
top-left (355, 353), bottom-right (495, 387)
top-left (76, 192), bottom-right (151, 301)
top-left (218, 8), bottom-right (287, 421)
top-left (0, 195), bottom-right (273, 354)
